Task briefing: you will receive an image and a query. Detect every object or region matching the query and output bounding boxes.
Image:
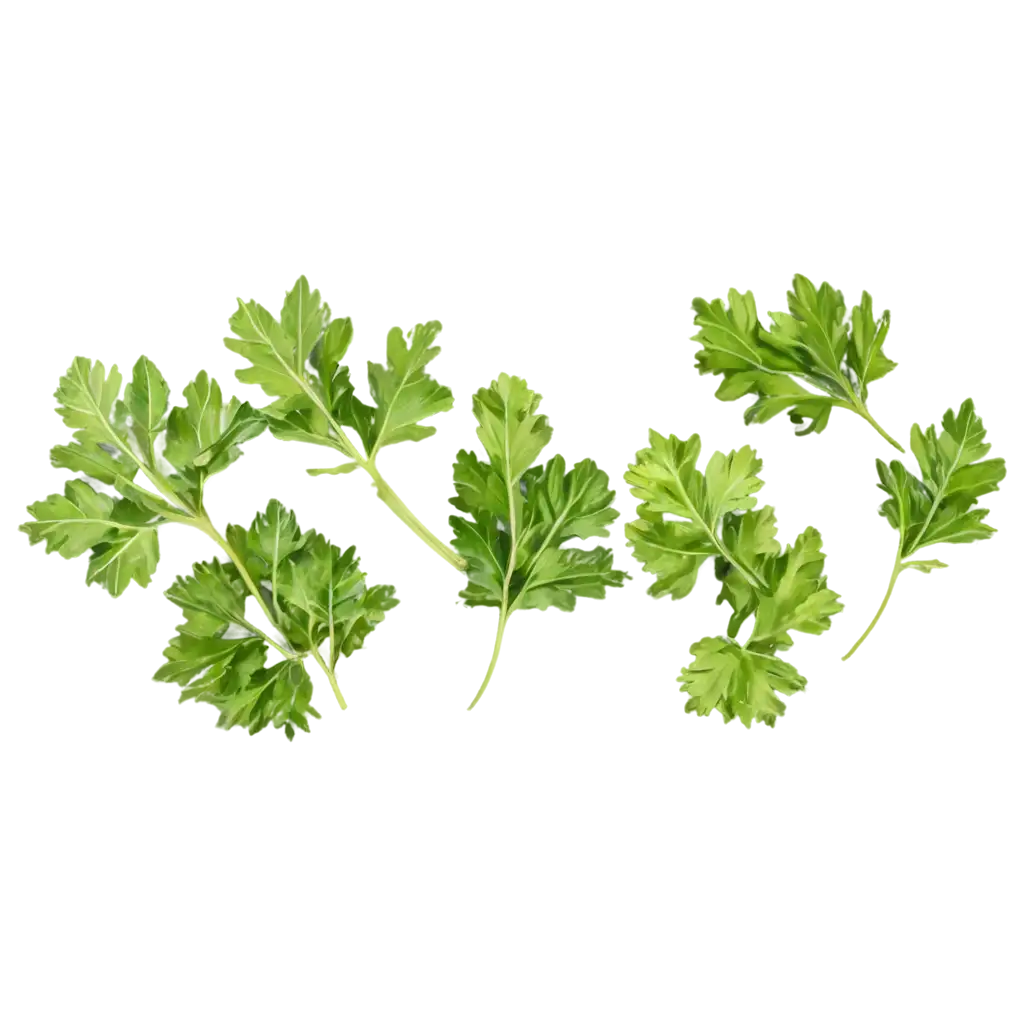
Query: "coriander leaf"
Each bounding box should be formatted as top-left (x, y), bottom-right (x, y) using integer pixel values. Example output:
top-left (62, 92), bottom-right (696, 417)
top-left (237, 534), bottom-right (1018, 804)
top-left (21, 480), bottom-right (163, 596)
top-left (627, 430), bottom-right (840, 726)
top-left (28, 360), bottom-right (262, 598)
top-left (278, 533), bottom-right (398, 666)
top-left (844, 398), bottom-right (1006, 659)
top-left (678, 636), bottom-right (807, 728)
top-left (872, 397), bottom-right (999, 573)
top-left (624, 430), bottom-right (764, 595)
top-left (451, 374), bottom-right (627, 707)
top-left (749, 528), bottom-right (843, 648)
top-left (59, 355), bottom-right (173, 474)
top-left (225, 279), bottom-right (462, 571)
top-left (692, 275), bottom-right (903, 449)
top-left (164, 371), bottom-right (265, 473)
top-left (225, 276), bottom-right (331, 419)
top-left (157, 499), bottom-right (393, 733)
top-left (667, 528), bottom-right (835, 729)
top-left (366, 322), bottom-right (453, 456)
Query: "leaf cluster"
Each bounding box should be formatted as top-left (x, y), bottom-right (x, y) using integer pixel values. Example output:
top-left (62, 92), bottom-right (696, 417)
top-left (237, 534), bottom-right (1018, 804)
top-left (450, 374), bottom-right (628, 614)
top-left (22, 356), bottom-right (264, 595)
top-left (225, 276), bottom-right (452, 470)
top-left (692, 274), bottom-right (898, 440)
top-left (876, 398), bottom-right (1005, 563)
top-left (688, 274), bottom-right (999, 671)
top-left (32, 274), bottom-right (1001, 729)
top-left (157, 500), bottom-right (397, 738)
top-left (449, 374), bottom-right (629, 707)
top-left (626, 431), bottom-right (842, 727)
top-left (22, 356), bottom-right (396, 738)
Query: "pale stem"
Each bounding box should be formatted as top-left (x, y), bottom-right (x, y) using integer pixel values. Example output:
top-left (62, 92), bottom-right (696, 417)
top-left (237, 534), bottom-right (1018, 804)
top-left (311, 647), bottom-right (352, 712)
top-left (851, 399), bottom-right (905, 453)
top-left (364, 461), bottom-right (467, 572)
top-left (842, 548), bottom-right (904, 661)
top-left (843, 577), bottom-right (892, 663)
top-left (467, 608), bottom-right (509, 710)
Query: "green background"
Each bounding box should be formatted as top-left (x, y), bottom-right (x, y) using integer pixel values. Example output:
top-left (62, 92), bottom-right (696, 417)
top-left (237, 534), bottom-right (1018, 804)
top-left (2, 9), bottom-right (1024, 1024)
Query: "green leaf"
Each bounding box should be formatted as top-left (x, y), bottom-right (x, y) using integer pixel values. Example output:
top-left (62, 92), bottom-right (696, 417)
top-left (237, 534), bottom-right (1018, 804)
top-left (278, 534), bottom-right (398, 663)
top-left (21, 481), bottom-right (163, 596)
top-left (225, 278), bottom-right (331, 417)
top-left (678, 636), bottom-right (806, 728)
top-left (749, 528), bottom-right (843, 648)
top-left (164, 371), bottom-right (266, 482)
top-left (451, 389), bottom-right (626, 615)
top-left (627, 430), bottom-right (839, 721)
top-left (366, 322), bottom-right (454, 454)
top-left (692, 275), bottom-right (900, 440)
top-left (157, 499), bottom-right (393, 733)
top-left (226, 278), bottom-right (466, 577)
top-left (224, 278), bottom-right (453, 465)
top-left (306, 462), bottom-right (359, 476)
top-left (618, 432), bottom-right (778, 598)
top-left (881, 399), bottom-right (1006, 557)
top-left (451, 377), bottom-right (626, 704)
top-left (30, 356), bottom-right (264, 598)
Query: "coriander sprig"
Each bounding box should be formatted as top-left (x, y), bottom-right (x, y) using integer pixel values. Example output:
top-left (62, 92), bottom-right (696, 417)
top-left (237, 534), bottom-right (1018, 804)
top-left (450, 374), bottom-right (628, 707)
top-left (626, 430), bottom-right (842, 727)
top-left (21, 356), bottom-right (396, 736)
top-left (688, 276), bottom-right (999, 663)
top-left (27, 356), bottom-right (262, 598)
top-left (157, 501), bottom-right (393, 729)
top-left (842, 398), bottom-right (1005, 659)
top-left (691, 274), bottom-right (903, 450)
top-left (225, 278), bottom-right (468, 577)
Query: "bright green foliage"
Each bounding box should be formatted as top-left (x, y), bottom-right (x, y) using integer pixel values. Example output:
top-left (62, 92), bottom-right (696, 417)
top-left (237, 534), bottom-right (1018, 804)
top-left (679, 637), bottom-right (807, 728)
top-left (624, 431), bottom-right (765, 601)
top-left (22, 356), bottom-right (265, 595)
top-left (222, 280), bottom-right (454, 456)
top-left (872, 399), bottom-right (999, 577)
top-left (691, 275), bottom-right (902, 449)
top-left (156, 500), bottom-right (397, 738)
top-left (626, 430), bottom-right (842, 727)
top-left (224, 276), bottom-right (464, 577)
top-left (451, 374), bottom-right (627, 706)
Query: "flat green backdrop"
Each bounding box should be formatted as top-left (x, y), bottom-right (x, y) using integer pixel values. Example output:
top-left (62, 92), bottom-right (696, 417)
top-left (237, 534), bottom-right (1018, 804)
top-left (2, 9), bottom-right (1024, 1024)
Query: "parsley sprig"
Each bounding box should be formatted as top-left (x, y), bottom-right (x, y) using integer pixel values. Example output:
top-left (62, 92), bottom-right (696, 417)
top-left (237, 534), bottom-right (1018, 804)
top-left (451, 375), bottom-right (628, 707)
top-left (688, 276), bottom-right (999, 663)
top-left (225, 277), bottom-right (465, 571)
top-left (158, 501), bottom-right (391, 729)
top-left (27, 358), bottom-right (262, 598)
top-left (21, 357), bottom-right (395, 736)
top-left (842, 398), bottom-right (1005, 659)
top-left (691, 274), bottom-right (903, 450)
top-left (626, 431), bottom-right (842, 727)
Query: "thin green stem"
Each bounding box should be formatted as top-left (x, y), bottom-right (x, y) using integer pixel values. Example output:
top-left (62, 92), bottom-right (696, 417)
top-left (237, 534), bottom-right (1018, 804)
top-left (839, 577), bottom-right (897, 663)
top-left (194, 515), bottom-right (284, 639)
top-left (468, 607), bottom-right (509, 710)
top-left (467, 429), bottom-right (522, 710)
top-left (842, 548), bottom-right (904, 660)
top-left (364, 458), bottom-right (468, 577)
top-left (852, 399), bottom-right (905, 453)
top-left (311, 647), bottom-right (352, 712)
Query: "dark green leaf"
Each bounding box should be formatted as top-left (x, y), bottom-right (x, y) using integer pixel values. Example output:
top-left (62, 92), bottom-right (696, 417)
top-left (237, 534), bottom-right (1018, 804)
top-left (451, 377), bottom-right (626, 616)
top-left (879, 399), bottom-right (1006, 557)
top-left (158, 499), bottom-right (391, 733)
top-left (692, 275), bottom-right (899, 438)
